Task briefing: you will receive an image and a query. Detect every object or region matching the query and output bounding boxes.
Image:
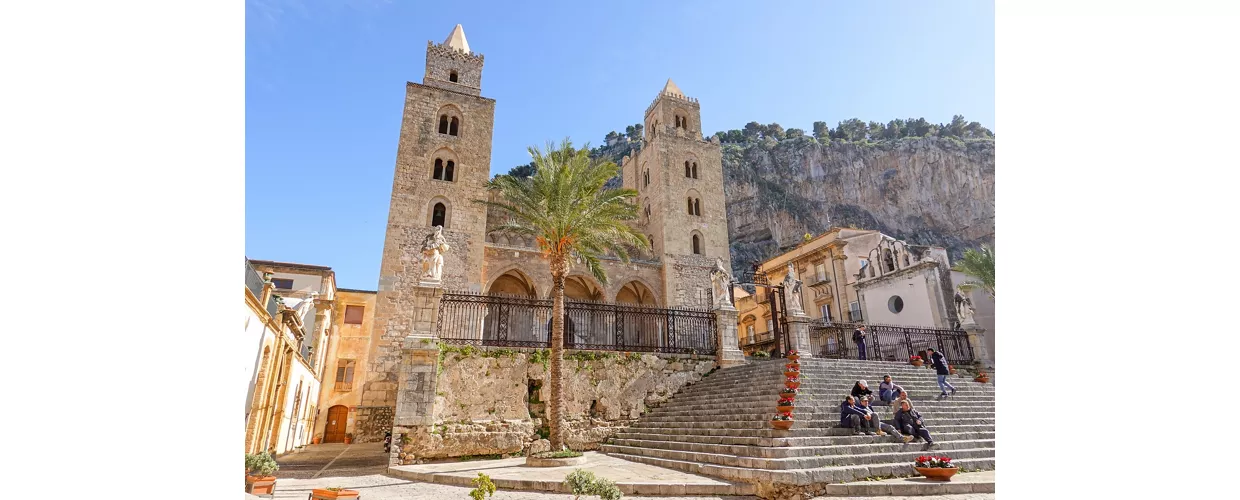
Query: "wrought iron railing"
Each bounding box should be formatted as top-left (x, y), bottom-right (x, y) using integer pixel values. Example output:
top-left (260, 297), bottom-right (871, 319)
top-left (245, 259), bottom-right (265, 299)
top-left (436, 291), bottom-right (717, 355)
top-left (809, 322), bottom-right (974, 365)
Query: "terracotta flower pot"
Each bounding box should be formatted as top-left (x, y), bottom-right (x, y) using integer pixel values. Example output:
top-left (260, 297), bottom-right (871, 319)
top-left (312, 436), bottom-right (322, 445)
top-left (949, 367), bottom-right (957, 375)
top-left (975, 375), bottom-right (989, 384)
top-left (311, 488), bottom-right (361, 499)
top-left (776, 405), bottom-right (794, 413)
top-left (245, 475), bottom-right (277, 496)
top-left (787, 354), bottom-right (800, 361)
top-left (784, 381), bottom-right (800, 390)
top-left (344, 437), bottom-right (352, 444)
top-left (910, 360), bottom-right (924, 367)
top-left (771, 420), bottom-right (793, 430)
top-left (783, 371), bottom-right (799, 378)
top-left (915, 467), bottom-right (959, 481)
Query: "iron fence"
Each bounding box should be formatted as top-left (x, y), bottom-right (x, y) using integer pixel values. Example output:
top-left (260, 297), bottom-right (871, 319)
top-left (809, 322), bottom-right (975, 365)
top-left (245, 259), bottom-right (265, 299)
top-left (436, 291), bottom-right (718, 355)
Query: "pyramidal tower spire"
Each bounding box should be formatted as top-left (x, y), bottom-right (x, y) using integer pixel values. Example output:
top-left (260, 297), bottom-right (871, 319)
top-left (443, 24), bottom-right (470, 54)
top-left (661, 78), bottom-right (684, 99)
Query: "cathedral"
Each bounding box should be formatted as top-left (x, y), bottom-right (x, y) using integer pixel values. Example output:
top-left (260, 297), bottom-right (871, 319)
top-left (350, 25), bottom-right (735, 434)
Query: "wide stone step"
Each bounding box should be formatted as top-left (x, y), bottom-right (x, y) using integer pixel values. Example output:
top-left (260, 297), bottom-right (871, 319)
top-left (638, 410), bottom-right (994, 423)
top-left (604, 451), bottom-right (996, 485)
top-left (673, 385), bottom-right (995, 399)
top-left (609, 436), bottom-right (995, 459)
top-left (665, 392), bottom-right (993, 406)
top-left (658, 396), bottom-right (994, 411)
top-left (651, 400), bottom-right (994, 414)
top-left (602, 443), bottom-right (993, 470)
top-left (628, 417), bottom-right (994, 431)
top-left (611, 430), bottom-right (996, 448)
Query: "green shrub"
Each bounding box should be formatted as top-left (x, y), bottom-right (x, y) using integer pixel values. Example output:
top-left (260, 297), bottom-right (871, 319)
top-left (565, 469), bottom-right (623, 500)
top-left (753, 351), bottom-right (770, 358)
top-left (244, 452), bottom-right (279, 476)
top-left (469, 473), bottom-right (496, 500)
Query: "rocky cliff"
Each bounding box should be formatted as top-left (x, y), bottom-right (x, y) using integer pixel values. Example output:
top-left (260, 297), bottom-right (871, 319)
top-left (722, 136), bottom-right (995, 276)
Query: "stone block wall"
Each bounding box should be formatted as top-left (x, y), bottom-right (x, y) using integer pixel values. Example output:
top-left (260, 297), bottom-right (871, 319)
top-left (395, 348), bottom-right (715, 461)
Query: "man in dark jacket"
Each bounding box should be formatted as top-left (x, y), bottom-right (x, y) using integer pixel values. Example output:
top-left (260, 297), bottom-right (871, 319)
top-left (895, 400), bottom-right (934, 447)
top-left (853, 325), bottom-right (868, 360)
top-left (859, 397), bottom-right (913, 443)
top-left (927, 348), bottom-right (957, 396)
top-left (850, 380), bottom-right (873, 400)
top-left (839, 396), bottom-right (869, 435)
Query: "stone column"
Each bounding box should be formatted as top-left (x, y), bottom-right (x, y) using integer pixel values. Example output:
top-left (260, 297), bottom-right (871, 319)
top-left (785, 311), bottom-right (814, 358)
top-left (713, 304), bottom-right (746, 368)
top-left (963, 322), bottom-right (993, 369)
top-left (391, 331), bottom-right (440, 466)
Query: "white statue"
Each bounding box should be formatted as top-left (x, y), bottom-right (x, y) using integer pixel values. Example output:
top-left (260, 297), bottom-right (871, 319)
top-left (782, 262), bottom-right (804, 314)
top-left (710, 257), bottom-right (733, 309)
top-left (421, 226), bottom-right (451, 282)
top-left (954, 288), bottom-right (977, 327)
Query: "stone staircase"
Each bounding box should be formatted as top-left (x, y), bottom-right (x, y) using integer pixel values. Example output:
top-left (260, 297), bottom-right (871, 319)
top-left (600, 358), bottom-right (995, 488)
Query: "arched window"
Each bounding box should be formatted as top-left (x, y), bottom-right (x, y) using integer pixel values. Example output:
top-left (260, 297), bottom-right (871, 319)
top-left (444, 160), bottom-right (455, 182)
top-left (449, 70), bottom-right (459, 83)
top-left (433, 159), bottom-right (444, 180)
top-left (883, 249), bottom-right (896, 273)
top-left (643, 170), bottom-right (649, 187)
top-left (438, 115), bottom-right (449, 134)
top-left (691, 162), bottom-right (698, 179)
top-left (431, 203), bottom-right (447, 227)
top-left (647, 234), bottom-right (655, 250)
top-left (687, 198), bottom-right (694, 215)
top-left (684, 161), bottom-right (691, 177)
top-left (694, 198), bottom-right (701, 216)
top-left (692, 234), bottom-right (702, 255)
top-left (449, 117), bottom-right (459, 136)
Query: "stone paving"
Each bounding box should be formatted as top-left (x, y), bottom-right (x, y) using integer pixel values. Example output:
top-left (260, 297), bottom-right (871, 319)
top-left (813, 471), bottom-right (995, 497)
top-left (263, 473), bottom-right (752, 499)
top-left (273, 443), bottom-right (390, 479)
top-left (388, 451), bottom-right (752, 496)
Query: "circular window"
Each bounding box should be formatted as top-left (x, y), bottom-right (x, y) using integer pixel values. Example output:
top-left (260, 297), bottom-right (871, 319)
top-left (888, 295), bottom-right (904, 314)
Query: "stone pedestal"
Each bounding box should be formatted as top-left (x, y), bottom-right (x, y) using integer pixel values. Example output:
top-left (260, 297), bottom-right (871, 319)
top-left (785, 312), bottom-right (814, 358)
top-left (713, 305), bottom-right (746, 367)
top-left (963, 322), bottom-right (993, 368)
top-left (391, 332), bottom-right (440, 465)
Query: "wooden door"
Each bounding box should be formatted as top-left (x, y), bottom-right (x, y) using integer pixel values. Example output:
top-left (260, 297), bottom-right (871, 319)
top-left (324, 405), bottom-right (348, 443)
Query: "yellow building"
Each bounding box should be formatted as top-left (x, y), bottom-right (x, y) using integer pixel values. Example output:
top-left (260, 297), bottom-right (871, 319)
top-left (312, 288), bottom-right (377, 444)
top-left (735, 228), bottom-right (958, 355)
top-left (244, 259), bottom-right (336, 455)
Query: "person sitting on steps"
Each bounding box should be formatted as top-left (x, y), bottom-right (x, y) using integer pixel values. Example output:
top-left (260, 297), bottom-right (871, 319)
top-left (878, 375), bottom-right (906, 405)
top-left (850, 380), bottom-right (873, 400)
top-left (927, 347), bottom-right (957, 397)
top-left (859, 396), bottom-right (914, 443)
top-left (895, 399), bottom-right (935, 449)
top-left (839, 395), bottom-right (869, 436)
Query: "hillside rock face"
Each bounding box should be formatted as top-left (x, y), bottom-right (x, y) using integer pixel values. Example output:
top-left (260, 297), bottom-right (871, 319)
top-left (722, 136), bottom-right (995, 276)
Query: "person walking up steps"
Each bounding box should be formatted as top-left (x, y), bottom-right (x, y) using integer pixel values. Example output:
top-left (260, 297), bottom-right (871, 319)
top-left (853, 325), bottom-right (868, 360)
top-left (927, 348), bottom-right (956, 396)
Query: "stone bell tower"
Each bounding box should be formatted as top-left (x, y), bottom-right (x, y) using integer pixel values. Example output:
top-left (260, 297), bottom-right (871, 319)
top-left (627, 79), bottom-right (732, 307)
top-left (355, 24), bottom-right (496, 442)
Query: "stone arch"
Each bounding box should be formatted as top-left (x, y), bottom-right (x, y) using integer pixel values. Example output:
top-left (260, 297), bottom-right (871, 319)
top-left (426, 196), bottom-right (453, 228)
top-left (485, 267), bottom-right (539, 298)
top-left (690, 230), bottom-right (704, 255)
top-left (449, 70), bottom-right (459, 82)
top-left (431, 147), bottom-right (458, 182)
top-left (553, 274), bottom-right (604, 302)
top-left (686, 188), bottom-right (703, 216)
top-left (615, 279), bottom-right (658, 305)
top-left (435, 104), bottom-right (463, 136)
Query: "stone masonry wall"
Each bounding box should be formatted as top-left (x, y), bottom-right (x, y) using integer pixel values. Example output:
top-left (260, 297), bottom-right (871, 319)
top-left (396, 348), bottom-right (715, 460)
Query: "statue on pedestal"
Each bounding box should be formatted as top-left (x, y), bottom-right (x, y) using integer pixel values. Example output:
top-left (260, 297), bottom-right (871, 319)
top-left (954, 288), bottom-right (977, 327)
top-left (420, 226), bottom-right (450, 283)
top-left (710, 257), bottom-right (733, 309)
top-left (783, 262), bottom-right (804, 315)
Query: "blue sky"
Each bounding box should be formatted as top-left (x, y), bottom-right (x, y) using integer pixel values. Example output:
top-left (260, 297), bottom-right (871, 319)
top-left (245, 0), bottom-right (995, 289)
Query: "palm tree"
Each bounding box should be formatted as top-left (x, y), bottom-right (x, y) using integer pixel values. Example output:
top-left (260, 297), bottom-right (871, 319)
top-left (953, 245), bottom-right (995, 298)
top-left (476, 139), bottom-right (646, 450)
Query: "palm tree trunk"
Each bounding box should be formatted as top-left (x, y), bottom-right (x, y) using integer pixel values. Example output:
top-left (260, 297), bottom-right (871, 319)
top-left (548, 258), bottom-right (567, 450)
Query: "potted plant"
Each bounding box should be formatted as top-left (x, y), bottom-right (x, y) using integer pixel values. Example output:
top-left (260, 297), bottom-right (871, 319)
top-left (784, 376), bottom-right (800, 390)
top-left (770, 412), bottom-right (794, 430)
top-left (914, 455), bottom-right (959, 481)
top-left (786, 349), bottom-right (800, 361)
top-left (776, 397), bottom-right (795, 413)
top-left (779, 387), bottom-right (798, 401)
top-left (312, 435), bottom-right (322, 445)
top-left (949, 365), bottom-right (958, 375)
top-left (310, 487), bottom-right (361, 499)
top-left (783, 363), bottom-right (800, 378)
top-left (244, 452), bottom-right (279, 495)
top-left (344, 433), bottom-right (353, 444)
top-left (909, 355), bottom-right (924, 367)
top-left (974, 371), bottom-right (990, 383)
